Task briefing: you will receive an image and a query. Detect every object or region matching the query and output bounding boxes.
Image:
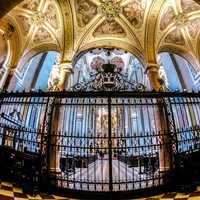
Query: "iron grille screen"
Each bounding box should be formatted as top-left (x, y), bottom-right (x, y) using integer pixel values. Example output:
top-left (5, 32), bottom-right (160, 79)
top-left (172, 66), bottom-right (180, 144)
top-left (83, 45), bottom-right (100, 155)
top-left (0, 92), bottom-right (199, 194)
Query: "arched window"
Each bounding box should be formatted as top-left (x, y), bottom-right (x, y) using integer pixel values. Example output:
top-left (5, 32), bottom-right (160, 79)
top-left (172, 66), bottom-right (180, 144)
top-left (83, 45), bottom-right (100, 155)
top-left (11, 51), bottom-right (59, 91)
top-left (158, 52), bottom-right (199, 92)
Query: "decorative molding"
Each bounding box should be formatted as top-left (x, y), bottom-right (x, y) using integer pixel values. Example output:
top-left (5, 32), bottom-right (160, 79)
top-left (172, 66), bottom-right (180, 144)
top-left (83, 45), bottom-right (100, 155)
top-left (3, 0), bottom-right (200, 75)
top-left (173, 13), bottom-right (189, 28)
top-left (31, 11), bottom-right (45, 26)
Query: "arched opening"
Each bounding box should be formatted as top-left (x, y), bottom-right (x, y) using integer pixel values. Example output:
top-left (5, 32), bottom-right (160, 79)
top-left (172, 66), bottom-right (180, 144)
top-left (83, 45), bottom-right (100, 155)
top-left (68, 48), bottom-right (151, 91)
top-left (0, 30), bottom-right (10, 87)
top-left (8, 51), bottom-right (60, 91)
top-left (158, 52), bottom-right (200, 92)
top-left (45, 48), bottom-right (170, 193)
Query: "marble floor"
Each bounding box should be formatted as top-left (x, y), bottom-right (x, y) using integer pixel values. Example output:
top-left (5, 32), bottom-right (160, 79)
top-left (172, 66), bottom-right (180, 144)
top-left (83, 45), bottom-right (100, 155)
top-left (58, 159), bottom-right (162, 191)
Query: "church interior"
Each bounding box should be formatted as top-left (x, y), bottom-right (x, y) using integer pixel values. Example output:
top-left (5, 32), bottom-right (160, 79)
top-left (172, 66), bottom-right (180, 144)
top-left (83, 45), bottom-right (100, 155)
top-left (1, 0), bottom-right (200, 199)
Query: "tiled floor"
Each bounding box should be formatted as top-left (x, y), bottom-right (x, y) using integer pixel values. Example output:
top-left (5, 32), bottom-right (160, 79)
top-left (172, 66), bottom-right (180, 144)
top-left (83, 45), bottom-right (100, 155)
top-left (139, 191), bottom-right (200, 200)
top-left (1, 180), bottom-right (200, 200)
top-left (0, 181), bottom-right (69, 200)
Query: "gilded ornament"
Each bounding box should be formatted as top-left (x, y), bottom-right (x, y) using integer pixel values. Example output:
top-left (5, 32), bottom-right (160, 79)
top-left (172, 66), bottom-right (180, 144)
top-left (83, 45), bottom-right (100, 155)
top-left (31, 12), bottom-right (45, 25)
top-left (99, 0), bottom-right (122, 20)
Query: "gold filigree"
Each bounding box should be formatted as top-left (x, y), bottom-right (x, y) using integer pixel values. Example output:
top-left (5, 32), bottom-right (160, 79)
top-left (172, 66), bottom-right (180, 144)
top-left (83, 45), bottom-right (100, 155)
top-left (31, 12), bottom-right (45, 26)
top-left (99, 0), bottom-right (122, 20)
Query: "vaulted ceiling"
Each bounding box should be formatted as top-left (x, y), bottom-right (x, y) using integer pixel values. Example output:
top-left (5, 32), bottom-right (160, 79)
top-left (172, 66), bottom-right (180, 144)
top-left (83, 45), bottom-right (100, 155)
top-left (1, 0), bottom-right (200, 70)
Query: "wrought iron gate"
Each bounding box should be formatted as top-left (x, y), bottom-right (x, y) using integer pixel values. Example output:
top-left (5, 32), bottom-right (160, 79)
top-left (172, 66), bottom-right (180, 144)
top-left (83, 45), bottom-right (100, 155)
top-left (48, 95), bottom-right (171, 192)
top-left (0, 92), bottom-right (200, 195)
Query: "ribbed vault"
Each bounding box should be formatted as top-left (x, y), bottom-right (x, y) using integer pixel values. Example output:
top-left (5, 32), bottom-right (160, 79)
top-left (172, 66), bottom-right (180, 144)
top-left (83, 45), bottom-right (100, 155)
top-left (0, 0), bottom-right (200, 73)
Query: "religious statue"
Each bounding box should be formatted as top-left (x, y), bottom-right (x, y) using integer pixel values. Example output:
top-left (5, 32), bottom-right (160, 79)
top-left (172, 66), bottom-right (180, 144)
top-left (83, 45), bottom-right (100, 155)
top-left (48, 54), bottom-right (61, 91)
top-left (157, 55), bottom-right (169, 90)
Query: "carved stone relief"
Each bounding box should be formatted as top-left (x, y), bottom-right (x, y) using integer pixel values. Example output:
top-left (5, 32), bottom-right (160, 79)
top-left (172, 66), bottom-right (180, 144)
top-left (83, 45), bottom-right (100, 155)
top-left (75, 0), bottom-right (98, 27)
top-left (181, 0), bottom-right (200, 14)
top-left (93, 19), bottom-right (126, 37)
top-left (122, 0), bottom-right (145, 28)
top-left (160, 6), bottom-right (176, 31)
top-left (165, 29), bottom-right (185, 45)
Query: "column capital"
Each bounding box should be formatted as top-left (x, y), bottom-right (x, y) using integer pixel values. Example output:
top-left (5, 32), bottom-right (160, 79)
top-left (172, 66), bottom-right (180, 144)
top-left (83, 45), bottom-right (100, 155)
top-left (145, 63), bottom-right (163, 91)
top-left (56, 62), bottom-right (73, 91)
top-left (60, 62), bottom-right (73, 73)
top-left (145, 63), bottom-right (159, 73)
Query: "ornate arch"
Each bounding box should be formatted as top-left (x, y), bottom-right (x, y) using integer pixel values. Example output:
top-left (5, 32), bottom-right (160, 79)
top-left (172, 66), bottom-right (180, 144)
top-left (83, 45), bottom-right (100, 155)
top-left (57, 0), bottom-right (74, 62)
top-left (4, 0), bottom-right (63, 68)
top-left (16, 43), bottom-right (60, 74)
top-left (73, 38), bottom-right (146, 67)
top-left (157, 0), bottom-right (200, 69)
top-left (159, 44), bottom-right (199, 71)
top-left (0, 17), bottom-right (22, 69)
top-left (1, 0), bottom-right (200, 70)
top-left (196, 35), bottom-right (200, 65)
top-left (144, 0), bottom-right (166, 65)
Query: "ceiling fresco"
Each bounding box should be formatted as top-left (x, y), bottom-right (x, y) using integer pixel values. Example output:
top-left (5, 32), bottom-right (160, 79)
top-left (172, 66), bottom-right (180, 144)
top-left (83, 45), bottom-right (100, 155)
top-left (0, 0), bottom-right (200, 70)
top-left (158, 0), bottom-right (200, 60)
top-left (5, 0), bottom-right (62, 57)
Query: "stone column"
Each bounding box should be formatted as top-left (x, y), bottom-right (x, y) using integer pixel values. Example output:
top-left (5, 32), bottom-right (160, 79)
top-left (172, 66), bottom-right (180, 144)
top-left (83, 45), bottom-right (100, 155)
top-left (146, 64), bottom-right (162, 92)
top-left (49, 62), bottom-right (72, 173)
top-left (3, 67), bottom-right (16, 91)
top-left (146, 64), bottom-right (172, 172)
top-left (57, 62), bottom-right (72, 91)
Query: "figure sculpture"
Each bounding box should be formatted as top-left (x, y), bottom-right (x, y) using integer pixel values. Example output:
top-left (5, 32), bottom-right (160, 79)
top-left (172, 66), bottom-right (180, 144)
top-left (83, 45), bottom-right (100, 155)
top-left (48, 54), bottom-right (61, 91)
